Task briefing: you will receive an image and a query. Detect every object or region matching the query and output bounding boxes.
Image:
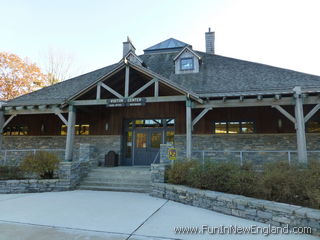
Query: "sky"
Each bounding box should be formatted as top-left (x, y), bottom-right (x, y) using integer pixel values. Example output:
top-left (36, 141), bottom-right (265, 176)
top-left (1, 0), bottom-right (320, 78)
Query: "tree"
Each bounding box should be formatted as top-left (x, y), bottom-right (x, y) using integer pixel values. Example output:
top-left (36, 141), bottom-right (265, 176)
top-left (42, 48), bottom-right (76, 85)
top-left (0, 52), bottom-right (46, 101)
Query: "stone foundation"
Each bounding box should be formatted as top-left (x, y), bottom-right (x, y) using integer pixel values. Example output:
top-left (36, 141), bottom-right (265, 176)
top-left (175, 134), bottom-right (320, 164)
top-left (2, 135), bottom-right (121, 166)
top-left (151, 183), bottom-right (320, 236)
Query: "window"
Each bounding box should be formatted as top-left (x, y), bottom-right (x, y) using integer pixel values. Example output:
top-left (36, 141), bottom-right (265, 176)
top-left (306, 121), bottom-right (320, 133)
top-left (180, 58), bottom-right (194, 70)
top-left (60, 124), bottom-right (90, 135)
top-left (214, 121), bottom-right (255, 134)
top-left (3, 126), bottom-right (28, 136)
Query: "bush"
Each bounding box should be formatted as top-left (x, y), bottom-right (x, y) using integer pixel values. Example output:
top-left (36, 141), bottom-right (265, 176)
top-left (21, 151), bottom-right (60, 179)
top-left (165, 159), bottom-right (320, 209)
top-left (166, 160), bottom-right (198, 185)
top-left (259, 161), bottom-right (307, 205)
top-left (304, 160), bottom-right (320, 209)
top-left (0, 166), bottom-right (25, 180)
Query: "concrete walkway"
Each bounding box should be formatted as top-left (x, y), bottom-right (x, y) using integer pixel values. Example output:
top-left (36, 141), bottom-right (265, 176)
top-left (0, 190), bottom-right (317, 240)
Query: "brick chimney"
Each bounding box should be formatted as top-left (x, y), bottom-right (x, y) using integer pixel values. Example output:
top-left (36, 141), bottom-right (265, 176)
top-left (123, 36), bottom-right (136, 57)
top-left (205, 28), bottom-right (215, 54)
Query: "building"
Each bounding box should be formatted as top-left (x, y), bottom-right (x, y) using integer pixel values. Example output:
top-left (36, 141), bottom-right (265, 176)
top-left (1, 29), bottom-right (320, 166)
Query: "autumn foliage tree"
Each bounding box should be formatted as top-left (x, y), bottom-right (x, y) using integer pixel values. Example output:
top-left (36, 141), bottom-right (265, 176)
top-left (0, 52), bottom-right (47, 101)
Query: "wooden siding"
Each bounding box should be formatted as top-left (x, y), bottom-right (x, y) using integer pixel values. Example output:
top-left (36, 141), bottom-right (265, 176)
top-left (5, 104), bottom-right (320, 136)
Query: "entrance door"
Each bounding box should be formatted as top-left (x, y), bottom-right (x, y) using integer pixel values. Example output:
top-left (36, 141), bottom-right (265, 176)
top-left (134, 130), bottom-right (162, 165)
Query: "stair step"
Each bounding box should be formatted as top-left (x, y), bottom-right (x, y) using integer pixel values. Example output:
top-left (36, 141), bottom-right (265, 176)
top-left (80, 182), bottom-right (150, 188)
top-left (82, 178), bottom-right (150, 184)
top-left (78, 185), bottom-right (150, 193)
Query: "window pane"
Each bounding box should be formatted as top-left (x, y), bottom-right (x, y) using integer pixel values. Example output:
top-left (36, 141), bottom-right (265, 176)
top-left (181, 58), bottom-right (194, 70)
top-left (166, 119), bottom-right (175, 127)
top-left (307, 121), bottom-right (320, 133)
top-left (126, 131), bottom-right (132, 157)
top-left (136, 133), bottom-right (147, 148)
top-left (215, 122), bottom-right (227, 134)
top-left (166, 131), bottom-right (175, 144)
top-left (151, 132), bottom-right (161, 148)
top-left (241, 122), bottom-right (254, 133)
top-left (61, 125), bottom-right (67, 135)
top-left (80, 124), bottom-right (90, 135)
top-left (228, 122), bottom-right (240, 134)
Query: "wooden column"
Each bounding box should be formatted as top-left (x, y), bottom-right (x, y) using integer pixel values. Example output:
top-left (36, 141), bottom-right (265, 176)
top-left (65, 105), bottom-right (76, 162)
top-left (125, 66), bottom-right (130, 97)
top-left (0, 110), bottom-right (4, 149)
top-left (293, 86), bottom-right (307, 163)
top-left (186, 99), bottom-right (192, 159)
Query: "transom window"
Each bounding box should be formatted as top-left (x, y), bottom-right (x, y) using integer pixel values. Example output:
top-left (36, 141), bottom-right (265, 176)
top-left (61, 124), bottom-right (90, 135)
top-left (180, 58), bottom-right (194, 70)
top-left (214, 121), bottom-right (255, 134)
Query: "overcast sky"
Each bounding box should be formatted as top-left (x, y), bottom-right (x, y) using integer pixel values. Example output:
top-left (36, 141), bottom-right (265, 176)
top-left (1, 0), bottom-right (320, 78)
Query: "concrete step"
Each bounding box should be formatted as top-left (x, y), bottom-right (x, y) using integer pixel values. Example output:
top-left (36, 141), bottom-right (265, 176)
top-left (78, 166), bottom-right (151, 193)
top-left (83, 177), bottom-right (149, 184)
top-left (78, 185), bottom-right (150, 193)
top-left (80, 181), bottom-right (150, 188)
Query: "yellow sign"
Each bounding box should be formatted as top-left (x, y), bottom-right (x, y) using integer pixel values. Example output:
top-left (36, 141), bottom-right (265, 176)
top-left (168, 148), bottom-right (177, 160)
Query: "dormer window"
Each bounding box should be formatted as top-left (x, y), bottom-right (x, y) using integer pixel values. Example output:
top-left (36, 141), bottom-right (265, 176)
top-left (173, 46), bottom-right (201, 74)
top-left (180, 58), bottom-right (194, 70)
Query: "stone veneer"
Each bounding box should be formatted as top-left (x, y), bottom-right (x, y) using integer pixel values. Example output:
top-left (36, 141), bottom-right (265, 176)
top-left (2, 135), bottom-right (121, 166)
top-left (151, 183), bottom-right (320, 236)
top-left (175, 134), bottom-right (320, 164)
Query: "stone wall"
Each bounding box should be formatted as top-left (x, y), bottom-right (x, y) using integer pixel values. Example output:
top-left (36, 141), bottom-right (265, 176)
top-left (175, 134), bottom-right (320, 164)
top-left (2, 135), bottom-right (121, 166)
top-left (0, 179), bottom-right (70, 193)
top-left (151, 183), bottom-right (320, 236)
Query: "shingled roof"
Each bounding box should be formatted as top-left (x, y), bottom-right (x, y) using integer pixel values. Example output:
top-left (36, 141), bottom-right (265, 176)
top-left (6, 40), bottom-right (320, 106)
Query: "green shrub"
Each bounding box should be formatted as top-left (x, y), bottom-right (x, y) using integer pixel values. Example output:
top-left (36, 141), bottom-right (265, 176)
top-left (165, 159), bottom-right (320, 209)
top-left (304, 160), bottom-right (320, 209)
top-left (0, 166), bottom-right (25, 180)
top-left (259, 161), bottom-right (307, 205)
top-left (21, 151), bottom-right (60, 179)
top-left (167, 160), bottom-right (199, 185)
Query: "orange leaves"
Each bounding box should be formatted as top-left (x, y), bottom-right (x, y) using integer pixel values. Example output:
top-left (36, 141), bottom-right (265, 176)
top-left (0, 52), bottom-right (46, 101)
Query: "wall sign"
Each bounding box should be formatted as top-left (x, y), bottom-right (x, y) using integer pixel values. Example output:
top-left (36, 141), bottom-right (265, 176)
top-left (168, 148), bottom-right (177, 161)
top-left (106, 98), bottom-right (146, 107)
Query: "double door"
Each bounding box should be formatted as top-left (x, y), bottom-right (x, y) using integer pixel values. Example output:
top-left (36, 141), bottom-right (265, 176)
top-left (134, 129), bottom-right (162, 165)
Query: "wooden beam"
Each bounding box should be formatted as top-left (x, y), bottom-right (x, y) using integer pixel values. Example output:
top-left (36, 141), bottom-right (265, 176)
top-left (193, 96), bottom-right (320, 108)
top-left (154, 80), bottom-right (159, 97)
top-left (192, 108), bottom-right (212, 127)
top-left (3, 114), bottom-right (17, 128)
top-left (72, 95), bottom-right (187, 106)
top-left (125, 66), bottom-right (129, 97)
top-left (304, 103), bottom-right (320, 123)
top-left (129, 79), bottom-right (156, 98)
top-left (4, 106), bottom-right (67, 115)
top-left (55, 111), bottom-right (68, 125)
top-left (272, 105), bottom-right (296, 124)
top-left (293, 86), bottom-right (307, 163)
top-left (101, 82), bottom-right (123, 99)
top-left (186, 99), bottom-right (192, 159)
top-left (96, 82), bottom-right (101, 100)
top-left (65, 105), bottom-right (76, 162)
top-left (257, 95), bottom-right (263, 101)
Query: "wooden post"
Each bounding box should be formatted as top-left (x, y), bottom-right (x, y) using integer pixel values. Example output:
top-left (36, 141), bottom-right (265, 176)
top-left (65, 105), bottom-right (76, 162)
top-left (186, 99), bottom-right (192, 159)
top-left (125, 66), bottom-right (130, 97)
top-left (293, 86), bottom-right (307, 163)
top-left (0, 110), bottom-right (4, 149)
top-left (154, 80), bottom-right (159, 97)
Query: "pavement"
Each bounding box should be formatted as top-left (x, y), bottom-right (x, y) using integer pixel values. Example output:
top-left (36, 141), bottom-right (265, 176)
top-left (0, 190), bottom-right (317, 240)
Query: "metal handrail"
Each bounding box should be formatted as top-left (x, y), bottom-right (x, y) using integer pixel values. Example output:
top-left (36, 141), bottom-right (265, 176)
top-left (187, 150), bottom-right (320, 165)
top-left (152, 150), bottom-right (160, 164)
